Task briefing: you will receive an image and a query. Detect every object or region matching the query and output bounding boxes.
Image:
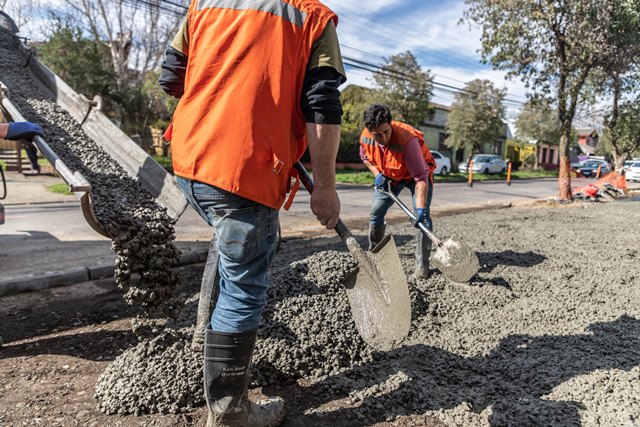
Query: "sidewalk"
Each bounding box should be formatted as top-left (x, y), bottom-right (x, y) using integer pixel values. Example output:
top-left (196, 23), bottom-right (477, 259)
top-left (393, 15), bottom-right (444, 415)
top-left (0, 172), bottom-right (210, 295)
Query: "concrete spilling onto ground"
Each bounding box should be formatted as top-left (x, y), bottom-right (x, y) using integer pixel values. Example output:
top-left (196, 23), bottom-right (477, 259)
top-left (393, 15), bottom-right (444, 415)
top-left (0, 34), bottom-right (181, 323)
top-left (97, 199), bottom-right (639, 426)
top-left (3, 31), bottom-right (640, 427)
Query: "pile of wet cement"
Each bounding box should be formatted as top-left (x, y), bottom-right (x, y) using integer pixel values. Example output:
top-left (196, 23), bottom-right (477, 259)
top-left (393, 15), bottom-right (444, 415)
top-left (96, 201), bottom-right (640, 426)
top-left (0, 34), bottom-right (181, 321)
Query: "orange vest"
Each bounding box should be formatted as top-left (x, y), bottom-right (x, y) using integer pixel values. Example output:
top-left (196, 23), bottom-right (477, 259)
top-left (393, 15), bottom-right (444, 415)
top-left (170, 0), bottom-right (337, 209)
top-left (360, 121), bottom-right (436, 183)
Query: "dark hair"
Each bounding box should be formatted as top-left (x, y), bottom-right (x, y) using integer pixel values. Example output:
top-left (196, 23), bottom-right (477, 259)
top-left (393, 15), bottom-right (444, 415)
top-left (363, 104), bottom-right (392, 129)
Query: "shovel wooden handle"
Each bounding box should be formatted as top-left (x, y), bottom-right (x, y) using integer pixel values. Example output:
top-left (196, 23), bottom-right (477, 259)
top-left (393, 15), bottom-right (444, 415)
top-left (294, 161), bottom-right (351, 241)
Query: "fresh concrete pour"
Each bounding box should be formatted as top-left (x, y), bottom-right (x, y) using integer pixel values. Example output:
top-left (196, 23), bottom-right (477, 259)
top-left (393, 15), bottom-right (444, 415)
top-left (3, 33), bottom-right (640, 426)
top-left (0, 34), bottom-right (181, 325)
top-left (99, 202), bottom-right (640, 426)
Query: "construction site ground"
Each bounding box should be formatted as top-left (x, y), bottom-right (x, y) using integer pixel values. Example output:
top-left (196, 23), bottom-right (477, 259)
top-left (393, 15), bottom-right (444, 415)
top-left (1, 172), bottom-right (639, 427)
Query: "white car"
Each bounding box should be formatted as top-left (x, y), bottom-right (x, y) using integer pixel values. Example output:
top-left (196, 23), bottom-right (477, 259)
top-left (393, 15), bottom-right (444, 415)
top-left (458, 154), bottom-right (507, 174)
top-left (626, 162), bottom-right (640, 182)
top-left (430, 150), bottom-right (451, 175)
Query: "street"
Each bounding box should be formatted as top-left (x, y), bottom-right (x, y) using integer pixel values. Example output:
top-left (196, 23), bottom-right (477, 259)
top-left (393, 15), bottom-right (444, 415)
top-left (0, 176), bottom-right (605, 283)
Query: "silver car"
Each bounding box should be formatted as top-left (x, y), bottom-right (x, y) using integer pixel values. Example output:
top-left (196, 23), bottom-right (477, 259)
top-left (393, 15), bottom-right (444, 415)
top-left (458, 154), bottom-right (507, 174)
top-left (430, 150), bottom-right (451, 175)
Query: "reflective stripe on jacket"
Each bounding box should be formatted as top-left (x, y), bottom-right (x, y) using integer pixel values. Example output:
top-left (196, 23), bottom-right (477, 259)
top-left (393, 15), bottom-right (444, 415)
top-left (170, 0), bottom-right (337, 209)
top-left (360, 121), bottom-right (437, 183)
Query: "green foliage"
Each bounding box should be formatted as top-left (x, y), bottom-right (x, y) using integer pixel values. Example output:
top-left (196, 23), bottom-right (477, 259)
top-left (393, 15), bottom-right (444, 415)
top-left (516, 100), bottom-right (562, 146)
top-left (464, 0), bottom-right (640, 198)
top-left (38, 22), bottom-right (179, 148)
top-left (604, 97), bottom-right (640, 167)
top-left (46, 183), bottom-right (72, 195)
top-left (445, 79), bottom-right (505, 158)
top-left (38, 22), bottom-right (116, 107)
top-left (341, 85), bottom-right (374, 133)
top-left (371, 51), bottom-right (433, 127)
top-left (339, 85), bottom-right (375, 163)
top-left (524, 153), bottom-right (536, 167)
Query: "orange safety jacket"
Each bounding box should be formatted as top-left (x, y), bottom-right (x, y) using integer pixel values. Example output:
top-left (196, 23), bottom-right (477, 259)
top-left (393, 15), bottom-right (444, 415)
top-left (169, 0), bottom-right (337, 210)
top-left (360, 121), bottom-right (437, 183)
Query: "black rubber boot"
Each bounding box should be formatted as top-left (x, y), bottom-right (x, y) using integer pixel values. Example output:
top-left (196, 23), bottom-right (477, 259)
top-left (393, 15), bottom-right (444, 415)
top-left (414, 229), bottom-right (432, 279)
top-left (204, 327), bottom-right (285, 427)
top-left (368, 223), bottom-right (386, 251)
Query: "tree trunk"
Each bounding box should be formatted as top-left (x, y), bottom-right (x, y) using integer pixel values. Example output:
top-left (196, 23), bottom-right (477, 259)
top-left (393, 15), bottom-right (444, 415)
top-left (558, 129), bottom-right (572, 200)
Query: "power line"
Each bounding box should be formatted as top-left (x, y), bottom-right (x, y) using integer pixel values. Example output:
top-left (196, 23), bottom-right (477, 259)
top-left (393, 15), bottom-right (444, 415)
top-left (140, 0), bottom-right (524, 107)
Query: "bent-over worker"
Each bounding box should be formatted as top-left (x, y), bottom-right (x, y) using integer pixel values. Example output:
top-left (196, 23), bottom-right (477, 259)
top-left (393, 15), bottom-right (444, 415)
top-left (359, 104), bottom-right (436, 279)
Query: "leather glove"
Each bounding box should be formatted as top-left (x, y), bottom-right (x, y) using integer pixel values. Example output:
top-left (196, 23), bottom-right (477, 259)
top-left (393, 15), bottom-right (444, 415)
top-left (414, 208), bottom-right (426, 227)
top-left (374, 173), bottom-right (389, 190)
top-left (5, 122), bottom-right (44, 141)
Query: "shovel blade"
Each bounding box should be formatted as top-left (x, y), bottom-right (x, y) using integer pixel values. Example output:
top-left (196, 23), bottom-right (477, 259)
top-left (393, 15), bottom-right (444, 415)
top-left (432, 237), bottom-right (479, 283)
top-left (344, 235), bottom-right (411, 351)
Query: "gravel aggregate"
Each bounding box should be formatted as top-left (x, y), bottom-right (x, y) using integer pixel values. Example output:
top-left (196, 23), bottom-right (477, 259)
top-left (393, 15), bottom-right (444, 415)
top-left (4, 31), bottom-right (640, 427)
top-left (0, 34), bottom-right (181, 324)
top-left (97, 201), bottom-right (640, 426)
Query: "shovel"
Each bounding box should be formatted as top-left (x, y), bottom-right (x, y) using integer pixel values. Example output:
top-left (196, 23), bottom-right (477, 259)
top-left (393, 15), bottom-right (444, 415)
top-left (294, 162), bottom-right (410, 351)
top-left (379, 184), bottom-right (479, 283)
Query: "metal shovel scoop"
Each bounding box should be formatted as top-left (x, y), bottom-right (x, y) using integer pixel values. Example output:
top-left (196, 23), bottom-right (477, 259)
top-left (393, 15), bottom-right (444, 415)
top-left (381, 186), bottom-right (480, 283)
top-left (295, 162), bottom-right (410, 351)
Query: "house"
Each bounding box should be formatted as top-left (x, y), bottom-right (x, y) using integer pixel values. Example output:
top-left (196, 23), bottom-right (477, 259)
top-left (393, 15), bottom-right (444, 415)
top-left (421, 103), bottom-right (508, 168)
top-left (575, 128), bottom-right (599, 156)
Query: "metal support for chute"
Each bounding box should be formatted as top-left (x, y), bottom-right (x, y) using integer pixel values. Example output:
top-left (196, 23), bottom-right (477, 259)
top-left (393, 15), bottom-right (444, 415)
top-left (0, 81), bottom-right (109, 238)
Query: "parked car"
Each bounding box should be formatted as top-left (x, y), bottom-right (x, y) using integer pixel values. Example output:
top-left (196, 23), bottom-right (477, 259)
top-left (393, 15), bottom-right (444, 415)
top-left (572, 157), bottom-right (610, 172)
top-left (578, 161), bottom-right (611, 178)
top-left (458, 154), bottom-right (507, 174)
top-left (430, 150), bottom-right (451, 175)
top-left (626, 162), bottom-right (640, 182)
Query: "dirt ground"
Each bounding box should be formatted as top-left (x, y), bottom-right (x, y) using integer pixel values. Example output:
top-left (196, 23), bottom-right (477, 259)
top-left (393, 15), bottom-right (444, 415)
top-left (1, 197), bottom-right (639, 427)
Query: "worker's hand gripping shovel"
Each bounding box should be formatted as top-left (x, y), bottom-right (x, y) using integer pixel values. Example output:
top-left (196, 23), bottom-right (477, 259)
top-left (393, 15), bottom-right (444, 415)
top-left (295, 162), bottom-right (410, 351)
top-left (377, 182), bottom-right (480, 283)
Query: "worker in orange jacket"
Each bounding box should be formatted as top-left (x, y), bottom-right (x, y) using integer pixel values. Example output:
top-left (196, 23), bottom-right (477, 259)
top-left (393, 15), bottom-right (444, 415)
top-left (159, 1), bottom-right (345, 426)
top-left (360, 104), bottom-right (436, 279)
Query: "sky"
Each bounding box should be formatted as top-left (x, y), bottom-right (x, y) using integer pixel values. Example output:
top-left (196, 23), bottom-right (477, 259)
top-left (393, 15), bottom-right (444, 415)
top-left (10, 0), bottom-right (529, 116)
top-left (322, 0), bottom-right (531, 118)
top-left (8, 0), bottom-right (602, 126)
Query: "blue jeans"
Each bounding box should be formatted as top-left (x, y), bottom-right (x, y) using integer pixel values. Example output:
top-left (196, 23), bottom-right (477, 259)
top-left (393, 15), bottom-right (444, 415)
top-left (370, 180), bottom-right (433, 231)
top-left (176, 177), bottom-right (279, 333)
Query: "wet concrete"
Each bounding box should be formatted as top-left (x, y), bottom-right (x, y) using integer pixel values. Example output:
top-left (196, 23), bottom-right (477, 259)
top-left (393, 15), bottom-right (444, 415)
top-left (0, 34), bottom-right (181, 326)
top-left (96, 199), bottom-right (640, 426)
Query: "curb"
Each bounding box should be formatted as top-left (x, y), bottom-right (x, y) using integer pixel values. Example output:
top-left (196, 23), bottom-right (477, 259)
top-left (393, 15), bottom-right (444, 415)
top-left (0, 249), bottom-right (210, 297)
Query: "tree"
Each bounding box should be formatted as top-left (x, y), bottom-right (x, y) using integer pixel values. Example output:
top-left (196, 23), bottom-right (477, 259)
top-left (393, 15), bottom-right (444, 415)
top-left (597, 2), bottom-right (640, 169)
top-left (0, 0), bottom-right (40, 31)
top-left (516, 101), bottom-right (562, 145)
top-left (55, 0), bottom-right (185, 86)
top-left (38, 22), bottom-right (116, 110)
top-left (338, 85), bottom-right (375, 163)
top-left (464, 0), bottom-right (639, 200)
top-left (603, 98), bottom-right (640, 167)
top-left (370, 51), bottom-right (433, 127)
top-left (516, 100), bottom-right (562, 166)
top-left (446, 79), bottom-right (505, 164)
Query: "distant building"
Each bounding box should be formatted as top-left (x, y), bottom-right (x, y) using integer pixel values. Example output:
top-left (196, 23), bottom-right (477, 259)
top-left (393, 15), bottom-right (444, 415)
top-left (575, 128), bottom-right (600, 156)
top-left (420, 103), bottom-right (508, 170)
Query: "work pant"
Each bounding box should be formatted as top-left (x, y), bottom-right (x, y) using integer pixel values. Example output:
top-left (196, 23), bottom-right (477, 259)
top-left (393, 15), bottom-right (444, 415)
top-left (369, 179), bottom-right (433, 230)
top-left (176, 177), bottom-right (279, 333)
top-left (23, 142), bottom-right (40, 172)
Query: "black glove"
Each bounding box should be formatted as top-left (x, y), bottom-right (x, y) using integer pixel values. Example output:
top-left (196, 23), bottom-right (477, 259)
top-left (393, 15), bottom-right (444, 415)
top-left (5, 122), bottom-right (44, 141)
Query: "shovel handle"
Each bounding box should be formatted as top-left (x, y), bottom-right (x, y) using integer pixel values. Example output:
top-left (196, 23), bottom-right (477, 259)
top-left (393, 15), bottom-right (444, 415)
top-left (380, 185), bottom-right (443, 247)
top-left (294, 161), bottom-right (351, 241)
